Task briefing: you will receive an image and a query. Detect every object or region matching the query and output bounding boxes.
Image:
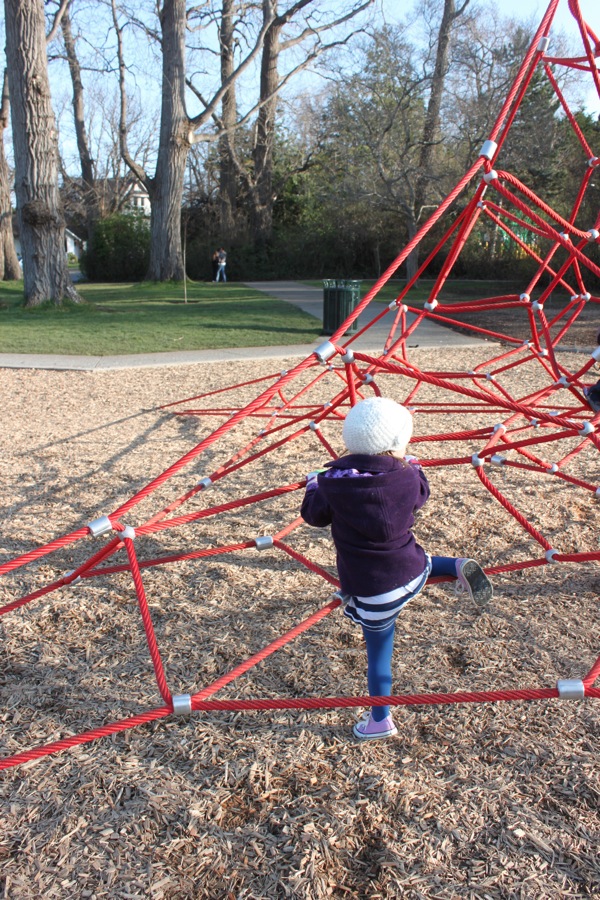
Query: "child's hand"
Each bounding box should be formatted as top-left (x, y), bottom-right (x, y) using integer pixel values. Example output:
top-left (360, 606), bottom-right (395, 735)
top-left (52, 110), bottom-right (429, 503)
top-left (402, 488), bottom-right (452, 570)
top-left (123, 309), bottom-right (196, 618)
top-left (306, 468), bottom-right (327, 486)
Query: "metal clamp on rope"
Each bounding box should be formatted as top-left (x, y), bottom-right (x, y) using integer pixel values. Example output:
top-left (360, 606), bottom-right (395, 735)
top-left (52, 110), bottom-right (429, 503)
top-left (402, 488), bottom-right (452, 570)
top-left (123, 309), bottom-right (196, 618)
top-left (546, 463), bottom-right (559, 474)
top-left (254, 535), bottom-right (274, 552)
top-left (579, 421), bottom-right (595, 436)
top-left (471, 453), bottom-right (485, 468)
top-left (588, 156), bottom-right (599, 168)
top-left (314, 341), bottom-right (336, 364)
top-left (519, 293), bottom-right (530, 302)
top-left (362, 373), bottom-right (374, 384)
top-left (87, 515), bottom-right (112, 537)
top-left (118, 525), bottom-right (136, 542)
top-left (581, 292), bottom-right (591, 302)
top-left (557, 679), bottom-right (585, 700)
top-left (198, 476), bottom-right (212, 489)
top-left (556, 376), bottom-right (570, 387)
top-left (545, 548), bottom-right (558, 563)
top-left (483, 169), bottom-right (498, 184)
top-left (172, 694), bottom-right (192, 716)
top-left (424, 298), bottom-right (438, 311)
top-left (479, 140), bottom-right (498, 160)
top-left (341, 349), bottom-right (355, 364)
top-left (587, 229), bottom-right (599, 242)
top-left (64, 569), bottom-right (82, 585)
top-left (309, 420), bottom-right (320, 431)
top-left (537, 35), bottom-right (550, 53)
top-left (491, 454), bottom-right (506, 466)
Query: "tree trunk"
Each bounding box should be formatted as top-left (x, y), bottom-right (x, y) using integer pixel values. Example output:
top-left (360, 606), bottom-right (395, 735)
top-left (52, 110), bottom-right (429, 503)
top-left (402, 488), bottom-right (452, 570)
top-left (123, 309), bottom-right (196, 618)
top-left (61, 6), bottom-right (101, 245)
top-left (250, 8), bottom-right (281, 246)
top-left (415, 0), bottom-right (458, 195)
top-left (218, 0), bottom-right (238, 240)
top-left (0, 72), bottom-right (21, 280)
top-left (4, 0), bottom-right (79, 305)
top-left (146, 0), bottom-right (188, 281)
top-left (410, 0), bottom-right (470, 278)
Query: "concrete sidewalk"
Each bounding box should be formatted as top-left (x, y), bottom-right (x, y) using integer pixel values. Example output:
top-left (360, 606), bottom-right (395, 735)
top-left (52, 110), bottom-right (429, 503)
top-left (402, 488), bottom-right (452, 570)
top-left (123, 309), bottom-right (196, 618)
top-left (247, 281), bottom-right (487, 350)
top-left (0, 280), bottom-right (487, 371)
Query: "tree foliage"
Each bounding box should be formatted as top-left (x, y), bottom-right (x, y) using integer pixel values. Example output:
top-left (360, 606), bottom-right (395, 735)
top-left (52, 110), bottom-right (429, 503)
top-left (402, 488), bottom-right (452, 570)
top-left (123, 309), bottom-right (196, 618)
top-left (81, 213), bottom-right (150, 281)
top-left (3, 0), bottom-right (596, 290)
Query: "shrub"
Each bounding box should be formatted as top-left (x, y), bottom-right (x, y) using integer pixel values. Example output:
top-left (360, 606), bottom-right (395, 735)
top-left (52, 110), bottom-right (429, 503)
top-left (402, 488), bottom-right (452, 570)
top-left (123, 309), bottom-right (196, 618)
top-left (81, 213), bottom-right (150, 282)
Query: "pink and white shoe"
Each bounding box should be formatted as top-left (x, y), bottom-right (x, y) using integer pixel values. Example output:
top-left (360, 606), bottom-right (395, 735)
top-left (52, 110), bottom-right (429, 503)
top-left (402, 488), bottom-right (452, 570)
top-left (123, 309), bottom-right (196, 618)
top-left (353, 713), bottom-right (398, 741)
top-left (455, 558), bottom-right (493, 606)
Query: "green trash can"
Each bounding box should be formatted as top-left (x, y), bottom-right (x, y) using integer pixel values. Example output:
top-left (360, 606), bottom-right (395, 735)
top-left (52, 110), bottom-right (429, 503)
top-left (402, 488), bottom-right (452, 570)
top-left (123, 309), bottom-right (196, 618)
top-left (322, 279), bottom-right (361, 335)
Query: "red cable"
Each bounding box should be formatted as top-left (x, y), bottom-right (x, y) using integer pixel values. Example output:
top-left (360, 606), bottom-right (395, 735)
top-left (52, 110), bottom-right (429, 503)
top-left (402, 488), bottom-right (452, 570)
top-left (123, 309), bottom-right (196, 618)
top-left (125, 538), bottom-right (172, 706)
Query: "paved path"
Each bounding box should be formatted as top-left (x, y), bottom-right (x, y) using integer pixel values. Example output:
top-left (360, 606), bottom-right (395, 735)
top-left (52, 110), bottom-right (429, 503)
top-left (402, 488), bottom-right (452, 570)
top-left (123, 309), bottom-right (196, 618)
top-left (0, 280), bottom-right (487, 371)
top-left (247, 281), bottom-right (486, 350)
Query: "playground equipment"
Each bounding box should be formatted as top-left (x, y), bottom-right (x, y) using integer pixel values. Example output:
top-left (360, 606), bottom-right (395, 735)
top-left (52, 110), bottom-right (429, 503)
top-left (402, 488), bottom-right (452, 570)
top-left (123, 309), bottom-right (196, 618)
top-left (1, 0), bottom-right (599, 770)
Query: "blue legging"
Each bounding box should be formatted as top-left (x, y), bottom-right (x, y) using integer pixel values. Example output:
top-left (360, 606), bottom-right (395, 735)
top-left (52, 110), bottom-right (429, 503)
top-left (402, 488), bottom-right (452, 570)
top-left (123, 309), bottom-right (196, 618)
top-left (362, 556), bottom-right (457, 721)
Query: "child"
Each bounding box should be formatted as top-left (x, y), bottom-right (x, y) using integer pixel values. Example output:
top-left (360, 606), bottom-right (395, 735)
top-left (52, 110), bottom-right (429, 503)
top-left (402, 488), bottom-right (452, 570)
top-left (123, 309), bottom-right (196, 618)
top-left (301, 396), bottom-right (493, 742)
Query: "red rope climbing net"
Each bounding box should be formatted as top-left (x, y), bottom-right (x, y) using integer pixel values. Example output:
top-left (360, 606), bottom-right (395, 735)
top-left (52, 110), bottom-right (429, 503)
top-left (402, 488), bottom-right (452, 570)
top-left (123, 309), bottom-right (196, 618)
top-left (1, 0), bottom-right (599, 770)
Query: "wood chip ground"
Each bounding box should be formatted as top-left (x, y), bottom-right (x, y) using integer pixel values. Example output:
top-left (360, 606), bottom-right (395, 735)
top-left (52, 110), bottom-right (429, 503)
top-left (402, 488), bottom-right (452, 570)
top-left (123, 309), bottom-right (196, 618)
top-left (0, 347), bottom-right (599, 899)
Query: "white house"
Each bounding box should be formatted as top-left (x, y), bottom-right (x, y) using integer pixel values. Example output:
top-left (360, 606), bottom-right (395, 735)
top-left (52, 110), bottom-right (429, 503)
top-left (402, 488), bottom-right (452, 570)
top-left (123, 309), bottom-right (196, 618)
top-left (64, 228), bottom-right (86, 259)
top-left (13, 225), bottom-right (86, 261)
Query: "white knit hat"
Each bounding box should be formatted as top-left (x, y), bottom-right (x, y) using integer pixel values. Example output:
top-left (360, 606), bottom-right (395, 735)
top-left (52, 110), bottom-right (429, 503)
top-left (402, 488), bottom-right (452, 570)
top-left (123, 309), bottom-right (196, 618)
top-left (342, 396), bottom-right (413, 455)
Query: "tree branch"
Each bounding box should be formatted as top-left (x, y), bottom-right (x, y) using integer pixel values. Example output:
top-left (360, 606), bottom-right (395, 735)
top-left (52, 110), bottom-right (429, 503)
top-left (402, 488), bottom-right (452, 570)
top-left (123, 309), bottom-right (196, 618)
top-left (188, 3), bottom-right (276, 132)
top-left (0, 70), bottom-right (9, 129)
top-left (46, 0), bottom-right (71, 44)
top-left (111, 0), bottom-right (152, 191)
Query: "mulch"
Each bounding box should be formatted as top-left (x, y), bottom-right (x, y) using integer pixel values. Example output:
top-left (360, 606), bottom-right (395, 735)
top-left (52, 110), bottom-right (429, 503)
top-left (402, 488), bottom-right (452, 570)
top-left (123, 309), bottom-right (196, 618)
top-left (0, 345), bottom-right (599, 899)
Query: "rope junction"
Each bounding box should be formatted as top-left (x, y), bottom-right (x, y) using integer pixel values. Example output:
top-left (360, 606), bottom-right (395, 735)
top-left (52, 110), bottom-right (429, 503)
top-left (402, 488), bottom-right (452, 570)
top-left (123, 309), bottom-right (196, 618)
top-left (1, 0), bottom-right (599, 770)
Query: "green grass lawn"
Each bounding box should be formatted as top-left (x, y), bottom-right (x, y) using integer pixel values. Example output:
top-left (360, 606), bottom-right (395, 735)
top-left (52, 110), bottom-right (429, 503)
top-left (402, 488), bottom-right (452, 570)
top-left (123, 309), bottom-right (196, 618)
top-left (0, 280), bottom-right (322, 355)
top-left (0, 277), bottom-right (537, 356)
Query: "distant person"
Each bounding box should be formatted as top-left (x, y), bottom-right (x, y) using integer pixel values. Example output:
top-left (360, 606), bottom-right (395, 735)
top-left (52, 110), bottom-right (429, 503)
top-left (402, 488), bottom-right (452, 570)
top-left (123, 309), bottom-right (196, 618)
top-left (211, 249), bottom-right (219, 282)
top-left (216, 248), bottom-right (227, 282)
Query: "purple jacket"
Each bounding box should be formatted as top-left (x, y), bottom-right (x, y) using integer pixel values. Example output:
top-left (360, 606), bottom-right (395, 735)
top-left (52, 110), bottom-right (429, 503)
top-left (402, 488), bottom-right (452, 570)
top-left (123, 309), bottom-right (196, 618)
top-left (301, 454), bottom-right (430, 597)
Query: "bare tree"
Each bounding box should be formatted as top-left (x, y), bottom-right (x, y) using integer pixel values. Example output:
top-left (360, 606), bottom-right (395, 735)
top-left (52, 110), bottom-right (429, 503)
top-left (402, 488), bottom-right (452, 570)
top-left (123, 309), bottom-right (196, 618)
top-left (218, 0), bottom-right (238, 239)
top-left (407, 0), bottom-right (472, 279)
top-left (59, 2), bottom-right (100, 239)
top-left (56, 0), bottom-right (156, 264)
top-left (0, 71), bottom-right (22, 281)
top-left (221, 0), bottom-right (374, 246)
top-left (4, 0), bottom-right (79, 305)
top-left (111, 0), bottom-right (373, 280)
top-left (315, 0), bottom-right (474, 281)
